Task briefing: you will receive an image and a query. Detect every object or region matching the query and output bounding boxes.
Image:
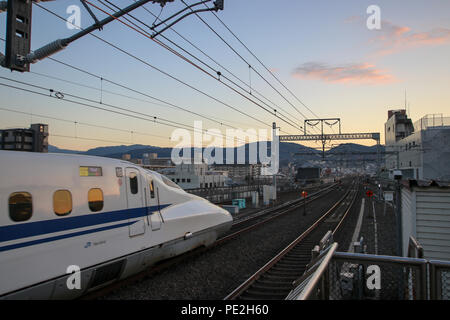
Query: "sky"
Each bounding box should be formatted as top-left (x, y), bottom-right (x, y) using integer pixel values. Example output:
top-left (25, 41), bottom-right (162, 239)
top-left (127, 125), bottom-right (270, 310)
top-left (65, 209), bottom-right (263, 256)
top-left (1, 0), bottom-right (449, 151)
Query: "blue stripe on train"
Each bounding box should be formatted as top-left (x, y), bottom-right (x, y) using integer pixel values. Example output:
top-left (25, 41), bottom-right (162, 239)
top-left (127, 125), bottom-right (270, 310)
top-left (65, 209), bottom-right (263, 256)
top-left (0, 221), bottom-right (135, 252)
top-left (0, 204), bottom-right (171, 243)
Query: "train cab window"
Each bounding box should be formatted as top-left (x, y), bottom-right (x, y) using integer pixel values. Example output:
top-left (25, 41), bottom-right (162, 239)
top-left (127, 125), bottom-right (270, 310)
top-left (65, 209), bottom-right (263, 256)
top-left (161, 175), bottom-right (182, 190)
top-left (129, 172), bottom-right (138, 194)
top-left (149, 180), bottom-right (155, 198)
top-left (88, 188), bottom-right (104, 212)
top-left (53, 190), bottom-right (72, 216)
top-left (9, 192), bottom-right (33, 222)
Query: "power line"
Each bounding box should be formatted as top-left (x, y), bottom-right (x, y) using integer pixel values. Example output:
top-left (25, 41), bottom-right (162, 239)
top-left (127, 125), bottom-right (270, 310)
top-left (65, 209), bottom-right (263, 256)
top-left (44, 59), bottom-right (253, 128)
top-left (204, 2), bottom-right (320, 120)
top-left (122, 0), bottom-right (305, 127)
top-left (0, 77), bottom-right (264, 145)
top-left (0, 106), bottom-right (170, 141)
top-left (28, 69), bottom-right (238, 130)
top-left (35, 2), bottom-right (275, 131)
top-left (0, 75), bottom-right (194, 131)
top-left (181, 0), bottom-right (314, 129)
top-left (86, 0), bottom-right (303, 132)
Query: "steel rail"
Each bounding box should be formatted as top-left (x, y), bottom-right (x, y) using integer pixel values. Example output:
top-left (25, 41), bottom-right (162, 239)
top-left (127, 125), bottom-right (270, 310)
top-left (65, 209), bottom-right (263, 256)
top-left (224, 183), bottom-right (357, 300)
top-left (80, 183), bottom-right (340, 300)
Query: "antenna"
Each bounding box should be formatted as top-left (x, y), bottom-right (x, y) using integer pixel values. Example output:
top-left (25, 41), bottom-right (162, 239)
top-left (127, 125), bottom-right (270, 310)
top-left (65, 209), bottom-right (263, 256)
top-left (404, 89), bottom-right (407, 111)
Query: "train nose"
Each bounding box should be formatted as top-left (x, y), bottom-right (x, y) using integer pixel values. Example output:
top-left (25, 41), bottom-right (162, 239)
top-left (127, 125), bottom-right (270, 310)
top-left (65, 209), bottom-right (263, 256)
top-left (215, 206), bottom-right (233, 237)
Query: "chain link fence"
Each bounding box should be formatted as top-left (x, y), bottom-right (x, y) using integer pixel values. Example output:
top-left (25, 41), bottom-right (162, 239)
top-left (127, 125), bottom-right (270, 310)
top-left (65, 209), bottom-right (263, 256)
top-left (287, 249), bottom-right (430, 300)
top-left (430, 262), bottom-right (450, 300)
top-left (287, 236), bottom-right (450, 300)
top-left (327, 258), bottom-right (426, 300)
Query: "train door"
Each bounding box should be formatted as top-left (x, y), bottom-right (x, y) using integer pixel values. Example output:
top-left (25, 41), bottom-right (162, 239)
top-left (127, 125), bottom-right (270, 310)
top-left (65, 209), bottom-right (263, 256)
top-left (125, 168), bottom-right (146, 237)
top-left (147, 177), bottom-right (162, 231)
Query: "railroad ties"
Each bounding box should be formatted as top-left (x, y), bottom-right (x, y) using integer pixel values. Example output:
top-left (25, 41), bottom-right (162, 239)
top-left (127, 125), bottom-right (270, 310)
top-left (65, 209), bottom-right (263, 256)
top-left (227, 182), bottom-right (359, 300)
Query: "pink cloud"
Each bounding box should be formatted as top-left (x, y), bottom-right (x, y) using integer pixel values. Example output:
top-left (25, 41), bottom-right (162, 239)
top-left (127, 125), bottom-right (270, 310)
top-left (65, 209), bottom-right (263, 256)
top-left (372, 21), bottom-right (450, 55)
top-left (292, 62), bottom-right (394, 84)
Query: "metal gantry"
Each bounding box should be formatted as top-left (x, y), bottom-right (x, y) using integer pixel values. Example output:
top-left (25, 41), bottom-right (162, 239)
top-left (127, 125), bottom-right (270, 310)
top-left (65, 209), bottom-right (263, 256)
top-left (277, 118), bottom-right (382, 176)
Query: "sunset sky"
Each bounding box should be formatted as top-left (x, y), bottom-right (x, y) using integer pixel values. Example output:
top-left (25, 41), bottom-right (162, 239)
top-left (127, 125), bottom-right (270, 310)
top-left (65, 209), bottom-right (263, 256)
top-left (1, 0), bottom-right (449, 151)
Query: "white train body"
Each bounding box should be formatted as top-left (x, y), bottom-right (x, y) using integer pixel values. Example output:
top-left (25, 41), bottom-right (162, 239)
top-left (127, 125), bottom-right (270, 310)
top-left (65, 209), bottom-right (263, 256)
top-left (0, 151), bottom-right (232, 299)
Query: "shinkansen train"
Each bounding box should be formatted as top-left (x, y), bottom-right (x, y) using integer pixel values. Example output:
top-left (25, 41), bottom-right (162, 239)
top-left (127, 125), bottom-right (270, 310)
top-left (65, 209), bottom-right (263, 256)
top-left (0, 150), bottom-right (233, 299)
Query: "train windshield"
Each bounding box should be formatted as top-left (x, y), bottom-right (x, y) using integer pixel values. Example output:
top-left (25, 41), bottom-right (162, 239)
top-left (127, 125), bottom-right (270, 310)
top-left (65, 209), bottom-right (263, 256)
top-left (161, 175), bottom-right (183, 190)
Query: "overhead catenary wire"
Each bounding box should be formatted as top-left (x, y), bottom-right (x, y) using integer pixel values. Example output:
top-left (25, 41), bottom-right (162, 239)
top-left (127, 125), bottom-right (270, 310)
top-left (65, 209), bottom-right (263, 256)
top-left (0, 108), bottom-right (172, 147)
top-left (200, 2), bottom-right (338, 136)
top-left (112, 0), bottom-right (305, 127)
top-left (180, 0), bottom-right (315, 129)
top-left (0, 106), bottom-right (170, 142)
top-left (82, 0), bottom-right (302, 133)
top-left (136, 1), bottom-right (291, 117)
top-left (0, 76), bottom-right (262, 145)
top-left (201, 1), bottom-right (320, 120)
top-left (34, 2), bottom-right (277, 132)
top-left (37, 60), bottom-right (254, 129)
top-left (28, 68), bottom-right (239, 130)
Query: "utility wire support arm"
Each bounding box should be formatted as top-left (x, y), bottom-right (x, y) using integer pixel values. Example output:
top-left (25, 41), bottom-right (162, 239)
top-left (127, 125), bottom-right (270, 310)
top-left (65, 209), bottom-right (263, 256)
top-left (1, 0), bottom-right (224, 72)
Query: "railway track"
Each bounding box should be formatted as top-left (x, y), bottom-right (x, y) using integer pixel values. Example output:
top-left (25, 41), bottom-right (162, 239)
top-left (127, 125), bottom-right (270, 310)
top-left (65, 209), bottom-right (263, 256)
top-left (81, 183), bottom-right (341, 300)
top-left (224, 181), bottom-right (360, 300)
top-left (218, 183), bottom-right (338, 243)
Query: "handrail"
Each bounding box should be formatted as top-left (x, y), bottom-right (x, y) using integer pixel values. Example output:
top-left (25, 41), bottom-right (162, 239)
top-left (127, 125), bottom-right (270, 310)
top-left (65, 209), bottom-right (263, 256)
top-left (334, 251), bottom-right (428, 299)
top-left (294, 243), bottom-right (338, 300)
top-left (408, 236), bottom-right (424, 259)
top-left (333, 251), bottom-right (427, 266)
top-left (224, 185), bottom-right (352, 300)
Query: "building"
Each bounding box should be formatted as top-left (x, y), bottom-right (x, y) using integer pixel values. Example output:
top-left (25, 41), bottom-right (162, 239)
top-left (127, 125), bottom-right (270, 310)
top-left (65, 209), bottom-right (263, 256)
top-left (163, 163), bottom-right (227, 190)
top-left (296, 167), bottom-right (321, 184)
top-left (141, 153), bottom-right (174, 171)
top-left (142, 153), bottom-right (157, 165)
top-left (0, 123), bottom-right (48, 152)
top-left (212, 164), bottom-right (263, 182)
top-left (385, 112), bottom-right (450, 181)
top-left (401, 180), bottom-right (450, 260)
top-left (385, 109), bottom-right (414, 145)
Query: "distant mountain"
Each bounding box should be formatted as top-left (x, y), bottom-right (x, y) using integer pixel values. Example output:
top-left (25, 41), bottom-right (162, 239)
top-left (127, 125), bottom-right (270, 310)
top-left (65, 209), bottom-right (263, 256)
top-left (48, 145), bottom-right (81, 154)
top-left (48, 142), bottom-right (384, 167)
top-left (83, 144), bottom-right (164, 157)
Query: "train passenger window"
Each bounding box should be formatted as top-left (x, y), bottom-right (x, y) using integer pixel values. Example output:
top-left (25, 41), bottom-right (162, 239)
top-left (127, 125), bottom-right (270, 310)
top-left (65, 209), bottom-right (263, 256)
top-left (149, 180), bottom-right (155, 199)
top-left (129, 172), bottom-right (138, 194)
top-left (53, 190), bottom-right (72, 216)
top-left (9, 192), bottom-right (32, 222)
top-left (88, 188), bottom-right (104, 212)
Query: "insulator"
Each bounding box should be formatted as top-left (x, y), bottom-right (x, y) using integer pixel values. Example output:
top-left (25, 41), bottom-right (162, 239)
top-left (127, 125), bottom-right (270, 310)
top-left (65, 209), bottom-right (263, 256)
top-left (25, 39), bottom-right (67, 64)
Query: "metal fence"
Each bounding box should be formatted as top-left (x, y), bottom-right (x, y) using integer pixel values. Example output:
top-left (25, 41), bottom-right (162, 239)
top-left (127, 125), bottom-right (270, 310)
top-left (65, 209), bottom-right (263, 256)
top-left (328, 252), bottom-right (427, 300)
top-left (413, 114), bottom-right (450, 131)
top-left (287, 238), bottom-right (450, 300)
top-left (430, 261), bottom-right (450, 300)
